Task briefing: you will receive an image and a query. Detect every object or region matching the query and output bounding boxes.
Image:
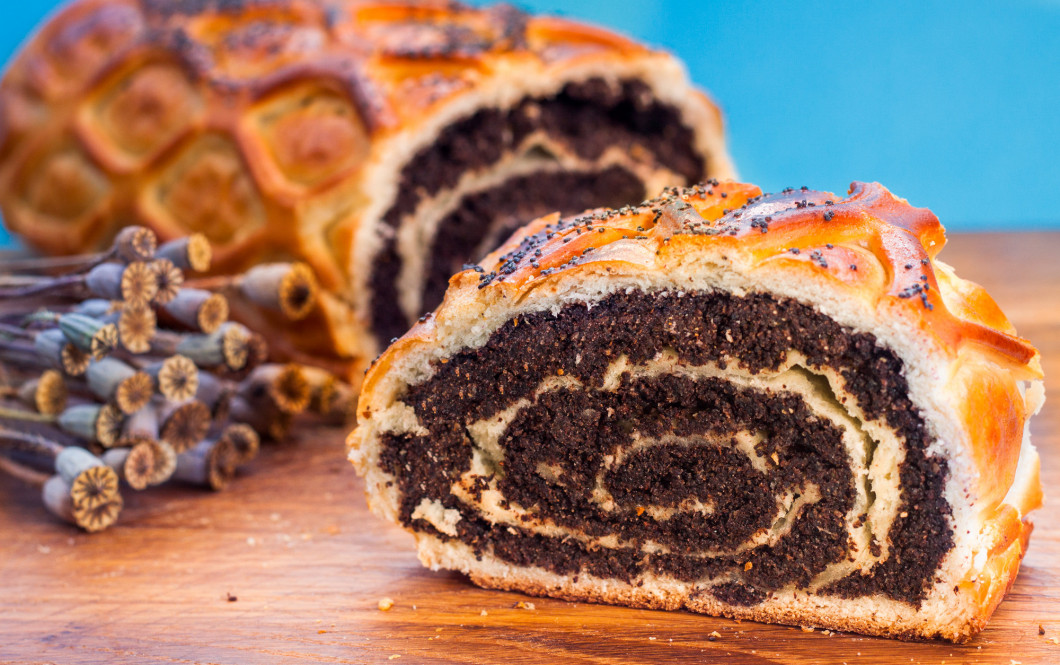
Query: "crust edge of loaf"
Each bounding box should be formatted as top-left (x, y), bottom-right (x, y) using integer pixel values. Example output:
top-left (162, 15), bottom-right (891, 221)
top-left (409, 500), bottom-right (1033, 645)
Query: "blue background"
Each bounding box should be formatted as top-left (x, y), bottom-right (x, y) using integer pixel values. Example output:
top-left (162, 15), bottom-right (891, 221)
top-left (1, 0), bottom-right (1057, 247)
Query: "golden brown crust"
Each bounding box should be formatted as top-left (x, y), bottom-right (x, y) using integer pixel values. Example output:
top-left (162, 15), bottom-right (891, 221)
top-left (354, 179), bottom-right (1042, 642)
top-left (469, 181), bottom-right (1037, 371)
top-left (0, 0), bottom-right (733, 378)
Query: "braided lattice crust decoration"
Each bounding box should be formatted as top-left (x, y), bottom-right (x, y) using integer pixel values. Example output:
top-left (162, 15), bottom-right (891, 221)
top-left (0, 0), bottom-right (733, 378)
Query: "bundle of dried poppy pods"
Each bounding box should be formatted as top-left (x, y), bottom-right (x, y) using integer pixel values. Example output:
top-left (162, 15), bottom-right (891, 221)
top-left (0, 227), bottom-right (354, 532)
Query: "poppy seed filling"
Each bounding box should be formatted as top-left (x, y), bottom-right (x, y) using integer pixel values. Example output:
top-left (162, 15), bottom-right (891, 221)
top-left (379, 290), bottom-right (952, 606)
top-left (369, 79), bottom-right (704, 343)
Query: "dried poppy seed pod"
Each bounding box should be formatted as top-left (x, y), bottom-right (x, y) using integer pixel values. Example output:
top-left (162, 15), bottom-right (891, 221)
top-left (239, 364), bottom-right (311, 415)
top-left (42, 474), bottom-right (123, 532)
top-left (193, 372), bottom-right (234, 422)
top-left (174, 437), bottom-right (238, 491)
top-left (159, 400), bottom-right (211, 454)
top-left (58, 313), bottom-right (118, 361)
top-left (102, 439), bottom-right (160, 491)
top-left (194, 372), bottom-right (226, 411)
top-left (41, 475), bottom-right (77, 524)
top-left (122, 404), bottom-right (160, 441)
top-left (117, 302), bottom-right (157, 354)
top-left (150, 258), bottom-right (183, 305)
top-left (174, 323), bottom-right (252, 371)
top-left (210, 389), bottom-right (233, 425)
top-left (221, 423), bottom-right (259, 466)
top-left (148, 440), bottom-right (178, 485)
top-left (240, 263), bottom-right (318, 321)
top-left (59, 342), bottom-right (91, 377)
top-left (230, 396), bottom-right (292, 441)
top-left (113, 226), bottom-right (157, 264)
top-left (58, 404), bottom-right (124, 447)
top-left (120, 261), bottom-right (160, 306)
top-left (239, 333), bottom-right (269, 376)
top-left (33, 329), bottom-right (67, 368)
top-left (84, 263), bottom-right (125, 301)
top-left (18, 369), bottom-right (67, 416)
top-left (72, 299), bottom-right (117, 319)
top-left (302, 366), bottom-right (338, 415)
top-left (162, 289), bottom-right (228, 333)
top-left (54, 446), bottom-right (120, 510)
top-left (156, 234), bottom-right (211, 273)
top-left (145, 355), bottom-right (199, 403)
top-left (84, 358), bottom-right (153, 415)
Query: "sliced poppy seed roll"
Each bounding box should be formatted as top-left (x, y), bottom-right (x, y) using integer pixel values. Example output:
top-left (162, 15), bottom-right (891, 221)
top-left (350, 180), bottom-right (1043, 642)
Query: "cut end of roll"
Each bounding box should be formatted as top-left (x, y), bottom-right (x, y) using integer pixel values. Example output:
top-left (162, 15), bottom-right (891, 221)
top-left (352, 179), bottom-right (1042, 643)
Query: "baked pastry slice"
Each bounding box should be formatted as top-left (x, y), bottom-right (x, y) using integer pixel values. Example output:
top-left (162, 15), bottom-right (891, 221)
top-left (0, 0), bottom-right (732, 376)
top-left (350, 180), bottom-right (1043, 642)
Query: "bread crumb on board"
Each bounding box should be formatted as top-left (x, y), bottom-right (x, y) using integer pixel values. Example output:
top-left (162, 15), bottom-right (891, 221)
top-left (378, 597), bottom-right (394, 611)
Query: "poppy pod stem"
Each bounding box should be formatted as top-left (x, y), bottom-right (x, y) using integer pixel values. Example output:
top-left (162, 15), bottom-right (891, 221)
top-left (0, 322), bottom-right (32, 338)
top-left (22, 310), bottom-right (63, 326)
top-left (0, 273), bottom-right (84, 299)
top-left (0, 405), bottom-right (57, 425)
top-left (0, 254), bottom-right (108, 273)
top-left (0, 339), bottom-right (46, 370)
top-left (0, 426), bottom-right (65, 458)
top-left (0, 226), bottom-right (155, 276)
top-left (0, 454), bottom-right (50, 487)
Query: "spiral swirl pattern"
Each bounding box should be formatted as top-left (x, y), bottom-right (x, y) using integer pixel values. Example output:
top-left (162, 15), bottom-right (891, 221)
top-left (378, 289), bottom-right (953, 606)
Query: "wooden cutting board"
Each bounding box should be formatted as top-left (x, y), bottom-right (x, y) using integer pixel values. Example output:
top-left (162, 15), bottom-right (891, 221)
top-left (2, 232), bottom-right (1059, 665)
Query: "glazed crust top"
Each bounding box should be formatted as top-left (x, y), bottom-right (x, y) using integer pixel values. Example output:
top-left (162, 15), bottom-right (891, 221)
top-left (462, 180), bottom-right (1041, 376)
top-left (2, 0), bottom-right (662, 150)
top-left (0, 0), bottom-right (723, 316)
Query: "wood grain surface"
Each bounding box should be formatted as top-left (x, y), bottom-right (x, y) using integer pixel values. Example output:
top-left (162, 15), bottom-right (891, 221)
top-left (2, 232), bottom-right (1058, 665)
